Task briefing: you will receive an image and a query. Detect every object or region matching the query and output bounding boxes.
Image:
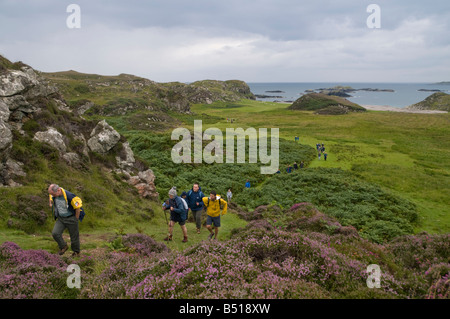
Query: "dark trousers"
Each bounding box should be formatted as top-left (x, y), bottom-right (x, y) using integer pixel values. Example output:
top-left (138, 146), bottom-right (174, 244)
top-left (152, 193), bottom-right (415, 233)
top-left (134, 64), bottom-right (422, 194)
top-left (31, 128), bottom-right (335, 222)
top-left (52, 215), bottom-right (80, 253)
top-left (192, 210), bottom-right (202, 229)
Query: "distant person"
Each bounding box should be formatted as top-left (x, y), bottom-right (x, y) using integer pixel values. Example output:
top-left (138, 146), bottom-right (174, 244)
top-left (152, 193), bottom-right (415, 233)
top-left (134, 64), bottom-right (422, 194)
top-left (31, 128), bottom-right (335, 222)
top-left (202, 191), bottom-right (227, 240)
top-left (227, 188), bottom-right (232, 203)
top-left (293, 162), bottom-right (298, 170)
top-left (321, 146), bottom-right (325, 153)
top-left (245, 180), bottom-right (251, 188)
top-left (181, 191), bottom-right (187, 200)
top-left (286, 164), bottom-right (292, 173)
top-left (276, 168), bottom-right (281, 174)
top-left (186, 183), bottom-right (205, 234)
top-left (324, 152), bottom-right (328, 161)
top-left (300, 161), bottom-right (305, 169)
top-left (318, 152), bottom-right (321, 160)
top-left (163, 187), bottom-right (188, 243)
top-left (48, 184), bottom-right (85, 257)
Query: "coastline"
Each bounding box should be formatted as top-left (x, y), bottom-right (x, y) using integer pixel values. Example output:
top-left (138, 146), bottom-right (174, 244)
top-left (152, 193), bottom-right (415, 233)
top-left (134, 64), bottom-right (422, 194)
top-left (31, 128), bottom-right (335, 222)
top-left (270, 101), bottom-right (448, 114)
top-left (362, 105), bottom-right (448, 114)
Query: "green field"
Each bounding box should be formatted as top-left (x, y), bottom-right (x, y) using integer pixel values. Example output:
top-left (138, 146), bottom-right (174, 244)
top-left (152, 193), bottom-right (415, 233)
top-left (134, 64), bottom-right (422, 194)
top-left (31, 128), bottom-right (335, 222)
top-left (189, 100), bottom-right (450, 234)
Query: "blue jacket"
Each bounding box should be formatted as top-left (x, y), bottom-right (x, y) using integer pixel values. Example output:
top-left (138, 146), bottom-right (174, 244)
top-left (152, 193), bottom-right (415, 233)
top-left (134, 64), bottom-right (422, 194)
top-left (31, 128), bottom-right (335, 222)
top-left (245, 182), bottom-right (251, 188)
top-left (165, 196), bottom-right (187, 222)
top-left (186, 188), bottom-right (205, 211)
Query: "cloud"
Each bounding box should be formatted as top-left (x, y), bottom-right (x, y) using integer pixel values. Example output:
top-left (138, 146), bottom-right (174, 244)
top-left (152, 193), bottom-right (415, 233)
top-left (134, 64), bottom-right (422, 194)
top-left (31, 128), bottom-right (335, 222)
top-left (0, 0), bottom-right (449, 82)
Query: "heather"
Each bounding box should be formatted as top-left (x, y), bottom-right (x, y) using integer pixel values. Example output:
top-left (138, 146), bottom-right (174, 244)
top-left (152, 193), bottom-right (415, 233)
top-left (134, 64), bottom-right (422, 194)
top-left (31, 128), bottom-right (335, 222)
top-left (1, 205), bottom-right (448, 299)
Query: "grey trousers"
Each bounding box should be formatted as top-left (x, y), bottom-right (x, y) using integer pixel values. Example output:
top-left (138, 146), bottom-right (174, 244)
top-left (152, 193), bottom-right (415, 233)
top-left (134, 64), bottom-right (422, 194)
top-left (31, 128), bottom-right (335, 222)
top-left (192, 210), bottom-right (202, 229)
top-left (52, 215), bottom-right (80, 253)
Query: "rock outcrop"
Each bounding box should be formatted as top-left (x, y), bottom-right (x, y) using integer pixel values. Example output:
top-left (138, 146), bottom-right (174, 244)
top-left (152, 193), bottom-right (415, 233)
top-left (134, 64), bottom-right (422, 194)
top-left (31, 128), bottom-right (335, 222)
top-left (0, 55), bottom-right (159, 199)
top-left (407, 92), bottom-right (450, 112)
top-left (87, 120), bottom-right (121, 154)
top-left (43, 71), bottom-right (255, 116)
top-left (33, 127), bottom-right (67, 154)
top-left (289, 93), bottom-right (366, 115)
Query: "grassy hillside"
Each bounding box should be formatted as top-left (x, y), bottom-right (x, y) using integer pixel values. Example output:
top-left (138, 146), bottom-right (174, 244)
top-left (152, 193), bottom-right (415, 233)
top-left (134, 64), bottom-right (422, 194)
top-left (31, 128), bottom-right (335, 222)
top-left (408, 92), bottom-right (450, 111)
top-left (288, 93), bottom-right (366, 114)
top-left (1, 61), bottom-right (449, 299)
top-left (191, 99), bottom-right (450, 235)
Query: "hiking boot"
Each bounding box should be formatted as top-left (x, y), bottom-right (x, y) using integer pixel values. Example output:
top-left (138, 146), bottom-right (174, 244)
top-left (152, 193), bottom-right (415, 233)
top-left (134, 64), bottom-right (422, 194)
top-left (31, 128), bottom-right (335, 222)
top-left (196, 228), bottom-right (201, 234)
top-left (71, 252), bottom-right (80, 257)
top-left (182, 236), bottom-right (188, 243)
top-left (164, 235), bottom-right (173, 241)
top-left (58, 245), bottom-right (69, 256)
top-left (208, 233), bottom-right (215, 240)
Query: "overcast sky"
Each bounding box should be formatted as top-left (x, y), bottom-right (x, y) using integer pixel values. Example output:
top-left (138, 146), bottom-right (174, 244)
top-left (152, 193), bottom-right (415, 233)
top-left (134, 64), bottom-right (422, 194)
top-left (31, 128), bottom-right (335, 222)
top-left (0, 0), bottom-right (449, 82)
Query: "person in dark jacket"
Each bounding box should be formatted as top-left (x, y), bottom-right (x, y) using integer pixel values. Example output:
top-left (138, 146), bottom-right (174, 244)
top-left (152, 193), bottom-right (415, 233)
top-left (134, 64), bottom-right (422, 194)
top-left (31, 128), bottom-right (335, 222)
top-left (163, 187), bottom-right (188, 242)
top-left (186, 183), bottom-right (205, 234)
top-left (48, 184), bottom-right (84, 257)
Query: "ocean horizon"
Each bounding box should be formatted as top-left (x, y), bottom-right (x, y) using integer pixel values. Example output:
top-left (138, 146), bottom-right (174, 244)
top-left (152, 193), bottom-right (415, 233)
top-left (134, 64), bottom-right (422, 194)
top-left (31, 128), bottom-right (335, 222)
top-left (247, 82), bottom-right (450, 108)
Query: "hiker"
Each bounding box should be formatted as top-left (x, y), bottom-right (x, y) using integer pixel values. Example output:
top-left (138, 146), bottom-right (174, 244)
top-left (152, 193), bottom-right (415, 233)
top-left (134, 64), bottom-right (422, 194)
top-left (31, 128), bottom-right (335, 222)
top-left (181, 191), bottom-right (187, 200)
top-left (321, 146), bottom-right (325, 153)
top-left (186, 183), bottom-right (205, 234)
top-left (163, 187), bottom-right (188, 243)
top-left (286, 164), bottom-right (292, 173)
top-left (227, 188), bottom-right (232, 203)
top-left (48, 184), bottom-right (84, 257)
top-left (276, 168), bottom-right (281, 174)
top-left (293, 162), bottom-right (298, 170)
top-left (324, 152), bottom-right (328, 161)
top-left (245, 180), bottom-right (251, 188)
top-left (300, 161), bottom-right (305, 169)
top-left (318, 152), bottom-right (321, 160)
top-left (202, 191), bottom-right (227, 240)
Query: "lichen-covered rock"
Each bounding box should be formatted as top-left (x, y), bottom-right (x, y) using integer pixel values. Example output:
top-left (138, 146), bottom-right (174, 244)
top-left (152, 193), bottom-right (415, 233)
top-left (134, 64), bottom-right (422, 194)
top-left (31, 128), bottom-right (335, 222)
top-left (33, 127), bottom-right (67, 154)
top-left (0, 67), bottom-right (40, 97)
top-left (87, 120), bottom-right (121, 154)
top-left (62, 152), bottom-right (82, 167)
top-left (116, 142), bottom-right (135, 171)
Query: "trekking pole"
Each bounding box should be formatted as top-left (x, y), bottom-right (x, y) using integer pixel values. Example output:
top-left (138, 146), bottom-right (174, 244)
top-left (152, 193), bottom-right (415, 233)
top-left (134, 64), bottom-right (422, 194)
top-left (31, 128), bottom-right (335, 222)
top-left (163, 208), bottom-right (168, 225)
top-left (162, 201), bottom-right (169, 225)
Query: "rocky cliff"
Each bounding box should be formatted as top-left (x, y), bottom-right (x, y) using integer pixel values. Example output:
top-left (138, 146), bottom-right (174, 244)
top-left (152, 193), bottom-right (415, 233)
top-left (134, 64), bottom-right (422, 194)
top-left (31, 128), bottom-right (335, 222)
top-left (0, 55), bottom-right (158, 201)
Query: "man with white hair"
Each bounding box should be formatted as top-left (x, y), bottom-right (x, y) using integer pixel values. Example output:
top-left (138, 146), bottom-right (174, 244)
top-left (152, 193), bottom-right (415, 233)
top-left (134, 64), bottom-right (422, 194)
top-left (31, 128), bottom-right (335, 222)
top-left (48, 184), bottom-right (84, 256)
top-left (162, 187), bottom-right (188, 243)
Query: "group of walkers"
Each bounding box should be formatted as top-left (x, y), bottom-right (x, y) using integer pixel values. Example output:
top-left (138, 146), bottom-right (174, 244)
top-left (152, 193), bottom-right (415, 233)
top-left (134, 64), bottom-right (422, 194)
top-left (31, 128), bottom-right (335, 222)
top-left (46, 141), bottom-right (329, 256)
top-left (162, 183), bottom-right (228, 243)
top-left (316, 143), bottom-right (328, 161)
top-left (280, 161), bottom-right (305, 174)
top-left (46, 182), bottom-right (229, 257)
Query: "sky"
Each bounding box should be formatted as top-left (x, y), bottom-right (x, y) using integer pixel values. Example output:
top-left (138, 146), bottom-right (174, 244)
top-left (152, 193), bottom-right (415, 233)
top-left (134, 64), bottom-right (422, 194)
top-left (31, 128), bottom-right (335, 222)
top-left (0, 0), bottom-right (449, 83)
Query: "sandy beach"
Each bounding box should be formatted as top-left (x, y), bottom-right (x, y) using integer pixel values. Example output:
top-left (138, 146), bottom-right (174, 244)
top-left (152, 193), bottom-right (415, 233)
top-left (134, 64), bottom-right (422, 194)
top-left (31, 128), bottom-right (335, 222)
top-left (362, 105), bottom-right (448, 114)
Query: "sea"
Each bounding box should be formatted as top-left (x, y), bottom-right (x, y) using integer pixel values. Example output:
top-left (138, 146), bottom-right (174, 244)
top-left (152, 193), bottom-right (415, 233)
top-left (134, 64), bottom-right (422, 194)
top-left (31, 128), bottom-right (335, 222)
top-left (247, 83), bottom-right (450, 108)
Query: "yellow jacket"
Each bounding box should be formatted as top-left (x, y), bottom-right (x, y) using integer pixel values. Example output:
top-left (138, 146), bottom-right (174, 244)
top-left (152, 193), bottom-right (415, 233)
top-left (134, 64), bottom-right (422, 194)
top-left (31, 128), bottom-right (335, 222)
top-left (202, 196), bottom-right (227, 217)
